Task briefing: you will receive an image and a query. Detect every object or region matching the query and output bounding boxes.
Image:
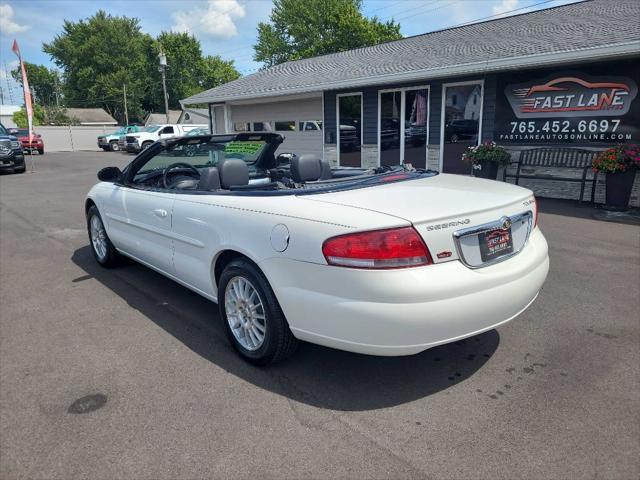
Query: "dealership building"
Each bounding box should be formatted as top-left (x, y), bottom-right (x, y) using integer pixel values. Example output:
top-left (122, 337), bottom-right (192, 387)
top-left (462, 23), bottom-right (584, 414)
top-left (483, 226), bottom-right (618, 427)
top-left (182, 0), bottom-right (640, 205)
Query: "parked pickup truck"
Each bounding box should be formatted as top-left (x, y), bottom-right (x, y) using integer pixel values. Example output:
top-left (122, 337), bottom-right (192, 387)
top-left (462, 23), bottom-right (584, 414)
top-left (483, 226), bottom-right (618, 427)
top-left (98, 126), bottom-right (140, 151)
top-left (125, 124), bottom-right (207, 153)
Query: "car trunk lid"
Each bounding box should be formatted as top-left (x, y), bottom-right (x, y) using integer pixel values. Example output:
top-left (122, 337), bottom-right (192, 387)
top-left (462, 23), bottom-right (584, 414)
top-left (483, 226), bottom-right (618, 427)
top-left (301, 173), bottom-right (536, 266)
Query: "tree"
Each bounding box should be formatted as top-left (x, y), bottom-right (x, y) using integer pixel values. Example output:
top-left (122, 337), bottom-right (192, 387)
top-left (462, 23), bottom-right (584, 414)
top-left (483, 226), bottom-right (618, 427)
top-left (254, 0), bottom-right (402, 68)
top-left (149, 32), bottom-right (240, 110)
top-left (12, 105), bottom-right (79, 127)
top-left (43, 10), bottom-right (153, 123)
top-left (11, 62), bottom-right (62, 107)
top-left (12, 104), bottom-right (45, 128)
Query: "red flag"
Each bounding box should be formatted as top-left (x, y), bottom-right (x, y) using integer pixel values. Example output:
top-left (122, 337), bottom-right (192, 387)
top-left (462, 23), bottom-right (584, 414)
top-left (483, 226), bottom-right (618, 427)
top-left (12, 39), bottom-right (20, 58)
top-left (12, 40), bottom-right (33, 145)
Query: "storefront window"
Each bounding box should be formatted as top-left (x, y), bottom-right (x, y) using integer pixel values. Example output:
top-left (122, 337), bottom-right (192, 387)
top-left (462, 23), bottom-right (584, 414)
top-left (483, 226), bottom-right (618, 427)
top-left (404, 89), bottom-right (428, 169)
top-left (338, 94), bottom-right (362, 167)
top-left (379, 88), bottom-right (429, 169)
top-left (380, 91), bottom-right (401, 166)
top-left (442, 83), bottom-right (482, 174)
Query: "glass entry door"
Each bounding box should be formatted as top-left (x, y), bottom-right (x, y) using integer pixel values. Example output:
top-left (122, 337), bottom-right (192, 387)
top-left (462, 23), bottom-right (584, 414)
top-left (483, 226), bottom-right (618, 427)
top-left (379, 87), bottom-right (429, 169)
top-left (441, 82), bottom-right (482, 174)
top-left (337, 94), bottom-right (362, 167)
top-left (210, 104), bottom-right (226, 133)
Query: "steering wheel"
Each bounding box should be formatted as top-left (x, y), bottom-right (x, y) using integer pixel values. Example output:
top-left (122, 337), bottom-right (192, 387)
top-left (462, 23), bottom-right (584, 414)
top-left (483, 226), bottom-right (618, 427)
top-left (162, 162), bottom-right (201, 189)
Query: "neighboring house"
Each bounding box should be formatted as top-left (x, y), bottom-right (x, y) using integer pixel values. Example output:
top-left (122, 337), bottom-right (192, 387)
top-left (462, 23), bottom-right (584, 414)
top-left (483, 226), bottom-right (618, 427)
top-left (178, 108), bottom-right (209, 125)
top-left (181, 0), bottom-right (640, 173)
top-left (145, 110), bottom-right (182, 126)
top-left (0, 105), bottom-right (22, 128)
top-left (64, 108), bottom-right (117, 126)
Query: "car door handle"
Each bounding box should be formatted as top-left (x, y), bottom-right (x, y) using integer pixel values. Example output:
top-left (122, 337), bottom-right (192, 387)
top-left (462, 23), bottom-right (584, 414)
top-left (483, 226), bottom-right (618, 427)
top-left (153, 208), bottom-right (168, 218)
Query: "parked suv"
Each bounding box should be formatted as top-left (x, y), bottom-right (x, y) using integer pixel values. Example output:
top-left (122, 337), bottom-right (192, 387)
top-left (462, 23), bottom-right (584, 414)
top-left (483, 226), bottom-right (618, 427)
top-left (0, 123), bottom-right (26, 174)
top-left (125, 124), bottom-right (207, 153)
top-left (98, 125), bottom-right (140, 151)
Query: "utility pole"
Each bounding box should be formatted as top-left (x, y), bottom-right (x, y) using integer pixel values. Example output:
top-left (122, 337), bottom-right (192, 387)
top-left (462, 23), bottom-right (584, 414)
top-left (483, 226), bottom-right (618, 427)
top-left (123, 83), bottom-right (129, 125)
top-left (55, 76), bottom-right (60, 108)
top-left (158, 49), bottom-right (170, 124)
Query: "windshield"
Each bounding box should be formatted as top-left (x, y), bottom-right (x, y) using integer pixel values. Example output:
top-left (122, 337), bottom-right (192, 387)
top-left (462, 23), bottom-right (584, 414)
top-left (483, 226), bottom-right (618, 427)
top-left (133, 138), bottom-right (269, 181)
top-left (0, 124), bottom-right (6, 135)
top-left (143, 125), bottom-right (161, 133)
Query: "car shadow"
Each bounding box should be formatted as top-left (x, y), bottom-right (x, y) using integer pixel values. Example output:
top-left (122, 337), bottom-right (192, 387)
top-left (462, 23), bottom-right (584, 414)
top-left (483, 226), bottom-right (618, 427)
top-left (71, 246), bottom-right (499, 411)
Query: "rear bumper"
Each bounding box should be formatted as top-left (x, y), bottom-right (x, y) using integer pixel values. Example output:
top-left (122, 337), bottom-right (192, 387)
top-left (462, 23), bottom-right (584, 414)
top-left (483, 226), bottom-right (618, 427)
top-left (260, 228), bottom-right (549, 356)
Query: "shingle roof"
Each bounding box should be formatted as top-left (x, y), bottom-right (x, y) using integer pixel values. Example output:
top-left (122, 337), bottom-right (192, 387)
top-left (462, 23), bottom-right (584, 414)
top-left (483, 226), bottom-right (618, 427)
top-left (65, 108), bottom-right (117, 124)
top-left (182, 0), bottom-right (640, 105)
top-left (144, 110), bottom-right (182, 125)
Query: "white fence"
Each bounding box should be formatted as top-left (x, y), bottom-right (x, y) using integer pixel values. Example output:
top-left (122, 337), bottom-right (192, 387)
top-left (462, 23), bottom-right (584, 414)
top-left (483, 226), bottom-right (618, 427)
top-left (37, 126), bottom-right (114, 152)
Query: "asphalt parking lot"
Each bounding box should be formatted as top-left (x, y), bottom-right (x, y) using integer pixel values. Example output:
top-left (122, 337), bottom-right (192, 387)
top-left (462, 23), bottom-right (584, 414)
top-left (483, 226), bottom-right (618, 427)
top-left (1, 151), bottom-right (639, 479)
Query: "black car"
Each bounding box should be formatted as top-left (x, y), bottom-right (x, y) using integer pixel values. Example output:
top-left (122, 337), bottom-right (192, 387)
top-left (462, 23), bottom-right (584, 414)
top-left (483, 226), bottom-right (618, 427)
top-left (0, 123), bottom-right (26, 174)
top-left (444, 119), bottom-right (479, 143)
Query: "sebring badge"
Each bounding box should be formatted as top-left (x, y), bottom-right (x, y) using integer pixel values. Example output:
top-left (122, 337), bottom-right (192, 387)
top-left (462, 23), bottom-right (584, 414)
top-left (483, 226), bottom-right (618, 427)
top-left (426, 219), bottom-right (471, 231)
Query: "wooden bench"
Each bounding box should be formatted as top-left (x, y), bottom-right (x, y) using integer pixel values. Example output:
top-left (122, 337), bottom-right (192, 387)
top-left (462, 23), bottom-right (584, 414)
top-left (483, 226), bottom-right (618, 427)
top-left (503, 148), bottom-right (598, 203)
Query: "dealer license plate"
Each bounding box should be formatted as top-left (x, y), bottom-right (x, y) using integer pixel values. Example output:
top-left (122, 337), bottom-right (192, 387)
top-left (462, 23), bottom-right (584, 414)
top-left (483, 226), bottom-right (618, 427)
top-left (479, 227), bottom-right (513, 262)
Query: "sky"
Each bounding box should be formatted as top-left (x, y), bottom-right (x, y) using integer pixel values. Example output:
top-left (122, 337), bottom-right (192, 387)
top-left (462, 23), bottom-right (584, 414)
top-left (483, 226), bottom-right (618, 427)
top-left (0, 0), bottom-right (581, 105)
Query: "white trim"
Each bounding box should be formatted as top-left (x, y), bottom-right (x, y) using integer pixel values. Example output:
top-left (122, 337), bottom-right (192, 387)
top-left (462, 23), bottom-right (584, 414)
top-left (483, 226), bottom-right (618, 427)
top-left (336, 92), bottom-right (363, 167)
top-left (183, 41), bottom-right (640, 105)
top-left (223, 104), bottom-right (230, 133)
top-left (321, 91), bottom-right (325, 161)
top-left (377, 85), bottom-right (431, 168)
top-left (439, 79), bottom-right (484, 173)
top-left (226, 92), bottom-right (323, 106)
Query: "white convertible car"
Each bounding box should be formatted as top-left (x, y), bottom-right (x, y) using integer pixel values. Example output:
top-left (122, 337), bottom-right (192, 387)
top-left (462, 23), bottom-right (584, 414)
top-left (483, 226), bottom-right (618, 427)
top-left (86, 133), bottom-right (549, 364)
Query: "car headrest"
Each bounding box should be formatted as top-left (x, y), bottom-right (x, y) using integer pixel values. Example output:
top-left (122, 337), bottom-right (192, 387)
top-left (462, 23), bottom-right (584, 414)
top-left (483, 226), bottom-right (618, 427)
top-left (197, 167), bottom-right (221, 191)
top-left (319, 159), bottom-right (332, 180)
top-left (219, 159), bottom-right (249, 189)
top-left (291, 154), bottom-right (322, 183)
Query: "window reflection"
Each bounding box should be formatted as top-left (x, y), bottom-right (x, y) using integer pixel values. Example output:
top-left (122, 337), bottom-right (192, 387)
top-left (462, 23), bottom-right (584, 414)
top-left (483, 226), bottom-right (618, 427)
top-left (404, 89), bottom-right (428, 169)
top-left (380, 91), bottom-right (401, 166)
top-left (338, 95), bottom-right (362, 167)
top-left (442, 83), bottom-right (482, 174)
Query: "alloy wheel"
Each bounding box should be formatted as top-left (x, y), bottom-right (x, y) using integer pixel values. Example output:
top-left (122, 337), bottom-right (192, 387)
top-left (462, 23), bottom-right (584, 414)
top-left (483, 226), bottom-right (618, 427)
top-left (224, 276), bottom-right (267, 351)
top-left (90, 215), bottom-right (108, 261)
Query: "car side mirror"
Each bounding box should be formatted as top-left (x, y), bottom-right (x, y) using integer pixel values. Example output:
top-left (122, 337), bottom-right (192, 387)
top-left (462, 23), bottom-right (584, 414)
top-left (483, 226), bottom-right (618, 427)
top-left (97, 166), bottom-right (123, 183)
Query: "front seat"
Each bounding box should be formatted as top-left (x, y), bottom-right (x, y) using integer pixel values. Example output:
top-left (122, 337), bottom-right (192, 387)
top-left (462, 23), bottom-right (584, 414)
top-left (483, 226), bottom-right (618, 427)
top-left (291, 154), bottom-right (322, 183)
top-left (197, 167), bottom-right (221, 191)
top-left (219, 159), bottom-right (249, 189)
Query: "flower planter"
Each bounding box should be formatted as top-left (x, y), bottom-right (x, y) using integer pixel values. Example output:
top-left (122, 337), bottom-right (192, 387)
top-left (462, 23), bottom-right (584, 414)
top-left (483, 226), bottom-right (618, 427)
top-left (605, 170), bottom-right (636, 210)
top-left (473, 161), bottom-right (499, 180)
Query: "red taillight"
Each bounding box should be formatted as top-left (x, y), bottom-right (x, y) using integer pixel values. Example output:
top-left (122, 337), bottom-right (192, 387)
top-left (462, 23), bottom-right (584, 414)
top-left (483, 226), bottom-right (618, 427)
top-left (322, 227), bottom-right (433, 269)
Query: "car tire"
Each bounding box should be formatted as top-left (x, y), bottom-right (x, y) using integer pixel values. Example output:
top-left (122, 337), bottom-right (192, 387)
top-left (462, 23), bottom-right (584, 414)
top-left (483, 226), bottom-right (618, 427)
top-left (218, 259), bottom-right (298, 365)
top-left (15, 165), bottom-right (26, 174)
top-left (109, 141), bottom-right (119, 152)
top-left (184, 145), bottom-right (196, 157)
top-left (86, 205), bottom-right (120, 268)
top-left (142, 141), bottom-right (153, 150)
top-left (38, 148), bottom-right (44, 155)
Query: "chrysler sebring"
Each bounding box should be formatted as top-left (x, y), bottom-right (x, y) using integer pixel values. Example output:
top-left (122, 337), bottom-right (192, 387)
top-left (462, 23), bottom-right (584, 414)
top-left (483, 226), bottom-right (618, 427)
top-left (85, 133), bottom-right (549, 364)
